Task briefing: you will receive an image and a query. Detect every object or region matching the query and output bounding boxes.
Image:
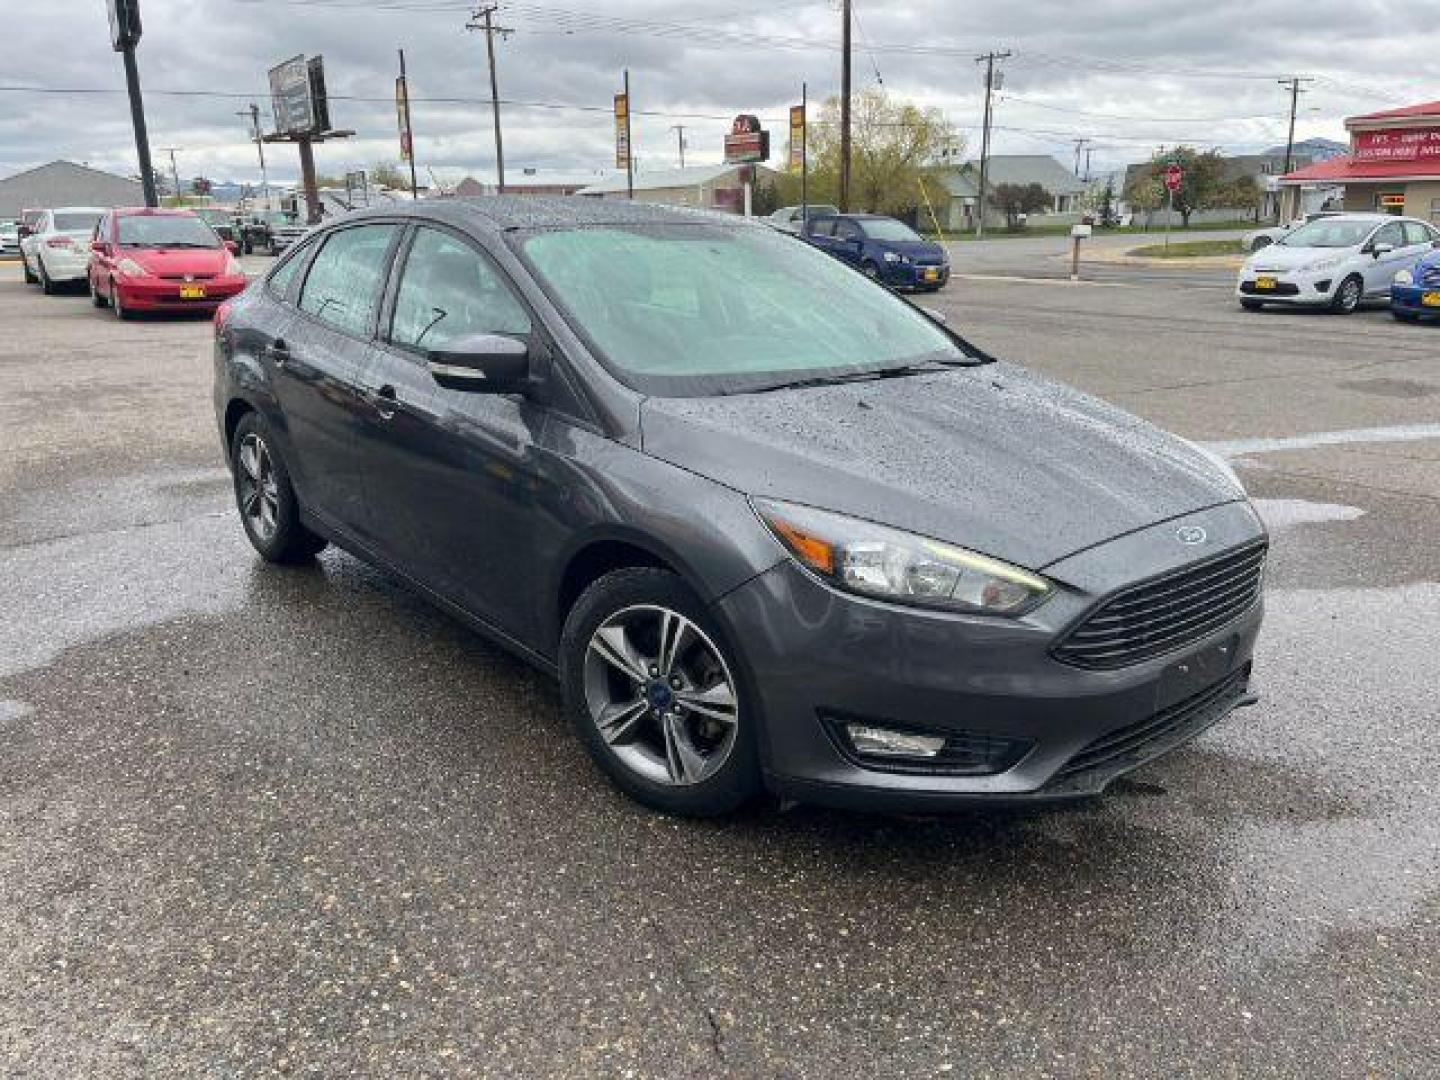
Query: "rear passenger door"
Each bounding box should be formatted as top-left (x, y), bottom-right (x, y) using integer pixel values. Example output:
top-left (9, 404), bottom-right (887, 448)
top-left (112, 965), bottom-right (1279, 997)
top-left (270, 221), bottom-right (401, 538)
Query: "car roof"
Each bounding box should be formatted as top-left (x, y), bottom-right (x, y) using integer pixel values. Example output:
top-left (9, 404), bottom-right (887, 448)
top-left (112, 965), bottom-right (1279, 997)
top-left (48, 206), bottom-right (107, 214)
top-left (111, 206), bottom-right (200, 217)
top-left (326, 196), bottom-right (761, 235)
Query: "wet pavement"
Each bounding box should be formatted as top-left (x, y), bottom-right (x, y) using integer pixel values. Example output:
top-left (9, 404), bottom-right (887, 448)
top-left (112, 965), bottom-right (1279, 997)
top-left (2, 258), bottom-right (1437, 1077)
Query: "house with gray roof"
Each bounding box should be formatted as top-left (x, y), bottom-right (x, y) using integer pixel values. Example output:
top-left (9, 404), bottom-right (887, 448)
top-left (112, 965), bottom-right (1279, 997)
top-left (577, 163), bottom-right (777, 213)
top-left (0, 160), bottom-right (144, 219)
top-left (926, 154), bottom-right (1088, 232)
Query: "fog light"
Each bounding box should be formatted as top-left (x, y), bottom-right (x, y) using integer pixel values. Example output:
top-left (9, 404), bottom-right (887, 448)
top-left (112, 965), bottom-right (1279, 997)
top-left (845, 723), bottom-right (945, 758)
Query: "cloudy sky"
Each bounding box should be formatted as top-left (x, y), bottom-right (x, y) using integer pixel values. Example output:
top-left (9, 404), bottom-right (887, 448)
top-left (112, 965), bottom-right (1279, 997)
top-left (2, 0), bottom-right (1433, 189)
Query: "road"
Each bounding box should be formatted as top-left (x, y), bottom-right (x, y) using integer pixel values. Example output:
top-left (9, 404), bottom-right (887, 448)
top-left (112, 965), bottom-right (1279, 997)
top-left (2, 254), bottom-right (1437, 1077)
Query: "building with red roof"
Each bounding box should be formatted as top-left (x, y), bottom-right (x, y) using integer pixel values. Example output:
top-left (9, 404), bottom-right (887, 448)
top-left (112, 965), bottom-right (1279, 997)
top-left (1278, 100), bottom-right (1440, 223)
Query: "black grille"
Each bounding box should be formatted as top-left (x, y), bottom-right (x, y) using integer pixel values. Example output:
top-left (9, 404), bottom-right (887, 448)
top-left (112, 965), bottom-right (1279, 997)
top-left (1419, 263), bottom-right (1440, 288)
top-left (1050, 665), bottom-right (1250, 785)
top-left (1240, 281), bottom-right (1299, 296)
top-left (1053, 541), bottom-right (1266, 670)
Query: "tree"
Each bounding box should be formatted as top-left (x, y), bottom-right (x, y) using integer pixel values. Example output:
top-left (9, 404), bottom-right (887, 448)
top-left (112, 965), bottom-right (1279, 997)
top-left (1123, 147), bottom-right (1237, 227)
top-left (988, 182), bottom-right (1050, 230)
top-left (769, 87), bottom-right (959, 217)
top-left (370, 161), bottom-right (407, 189)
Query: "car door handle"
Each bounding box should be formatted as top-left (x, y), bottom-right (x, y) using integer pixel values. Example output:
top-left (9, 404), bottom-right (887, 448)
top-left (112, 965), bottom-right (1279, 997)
top-left (366, 384), bottom-right (398, 420)
top-left (264, 339), bottom-right (291, 368)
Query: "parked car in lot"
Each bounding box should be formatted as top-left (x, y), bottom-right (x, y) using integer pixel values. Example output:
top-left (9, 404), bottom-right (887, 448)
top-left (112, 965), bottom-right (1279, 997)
top-left (1236, 213), bottom-right (1440, 313)
top-left (88, 207), bottom-right (247, 319)
top-left (215, 199), bottom-right (1265, 816)
top-left (1391, 247), bottom-right (1440, 323)
top-left (0, 220), bottom-right (18, 255)
top-left (803, 213), bottom-right (950, 291)
top-left (236, 210), bottom-right (308, 255)
top-left (1240, 210), bottom-right (1340, 253)
top-left (18, 206), bottom-right (104, 293)
top-left (766, 203), bottom-right (840, 234)
top-left (194, 207), bottom-right (240, 247)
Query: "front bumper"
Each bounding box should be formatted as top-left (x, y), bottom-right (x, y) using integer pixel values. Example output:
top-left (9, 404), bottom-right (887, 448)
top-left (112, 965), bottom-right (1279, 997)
top-left (115, 275), bottom-right (247, 311)
top-left (717, 500), bottom-right (1266, 809)
top-left (882, 261), bottom-right (950, 289)
top-left (1391, 283), bottom-right (1440, 318)
top-left (1236, 268), bottom-right (1336, 305)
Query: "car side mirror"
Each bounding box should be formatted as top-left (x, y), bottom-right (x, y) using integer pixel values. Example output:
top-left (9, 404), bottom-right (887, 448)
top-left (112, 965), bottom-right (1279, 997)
top-left (225, 240), bottom-right (240, 254)
top-left (90, 241), bottom-right (106, 254)
top-left (427, 333), bottom-right (529, 393)
top-left (1371, 242), bottom-right (1394, 258)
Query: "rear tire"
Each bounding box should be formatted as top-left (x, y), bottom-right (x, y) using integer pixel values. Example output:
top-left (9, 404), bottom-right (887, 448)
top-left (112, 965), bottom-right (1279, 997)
top-left (560, 567), bottom-right (762, 817)
top-left (229, 411), bottom-right (328, 564)
top-left (39, 258), bottom-right (56, 295)
top-left (1332, 274), bottom-right (1364, 315)
top-left (90, 276), bottom-right (108, 308)
top-left (1240, 299), bottom-right (1265, 312)
top-left (21, 254), bottom-right (38, 285)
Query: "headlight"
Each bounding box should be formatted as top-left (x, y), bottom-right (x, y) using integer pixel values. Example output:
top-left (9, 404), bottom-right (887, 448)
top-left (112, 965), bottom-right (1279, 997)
top-left (116, 258), bottom-right (148, 278)
top-left (753, 499), bottom-right (1052, 616)
top-left (882, 251), bottom-right (901, 264)
top-left (1394, 268), bottom-right (1414, 285)
top-left (1303, 255), bottom-right (1344, 272)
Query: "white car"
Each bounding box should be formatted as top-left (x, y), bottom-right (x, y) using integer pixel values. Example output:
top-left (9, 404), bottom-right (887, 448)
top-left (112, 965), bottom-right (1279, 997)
top-left (0, 220), bottom-right (19, 255)
top-left (1236, 213), bottom-right (1440, 314)
top-left (19, 206), bottom-right (106, 294)
top-left (1240, 210), bottom-right (1340, 253)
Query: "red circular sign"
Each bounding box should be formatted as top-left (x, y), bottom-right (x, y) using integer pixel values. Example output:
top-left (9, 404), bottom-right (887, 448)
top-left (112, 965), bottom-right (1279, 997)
top-left (1164, 164), bottom-right (1183, 192)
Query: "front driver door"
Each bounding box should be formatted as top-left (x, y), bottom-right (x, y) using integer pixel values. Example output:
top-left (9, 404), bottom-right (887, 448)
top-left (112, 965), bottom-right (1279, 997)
top-left (355, 223), bottom-right (550, 641)
top-left (270, 221), bottom-right (401, 538)
top-left (1363, 221), bottom-right (1408, 295)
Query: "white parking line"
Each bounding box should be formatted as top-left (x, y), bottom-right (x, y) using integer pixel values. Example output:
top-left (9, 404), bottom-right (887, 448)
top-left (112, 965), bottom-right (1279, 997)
top-left (1204, 424), bottom-right (1440, 457)
top-left (951, 273), bottom-right (1131, 288)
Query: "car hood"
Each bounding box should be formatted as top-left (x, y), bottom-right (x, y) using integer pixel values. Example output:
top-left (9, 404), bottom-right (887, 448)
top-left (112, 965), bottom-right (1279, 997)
top-left (639, 362), bottom-right (1242, 571)
top-left (124, 247), bottom-right (229, 274)
top-left (1247, 244), bottom-right (1351, 271)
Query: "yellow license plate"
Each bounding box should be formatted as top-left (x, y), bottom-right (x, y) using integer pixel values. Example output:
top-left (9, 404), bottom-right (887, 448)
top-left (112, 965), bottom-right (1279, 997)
top-left (1422, 292), bottom-right (1440, 307)
top-left (923, 269), bottom-right (939, 281)
top-left (179, 285), bottom-right (207, 299)
top-left (1255, 276), bottom-right (1277, 291)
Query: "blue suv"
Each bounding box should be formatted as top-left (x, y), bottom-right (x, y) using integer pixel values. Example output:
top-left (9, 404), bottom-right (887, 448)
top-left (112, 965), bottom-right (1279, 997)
top-left (803, 213), bottom-right (950, 291)
top-left (1391, 247), bottom-right (1440, 323)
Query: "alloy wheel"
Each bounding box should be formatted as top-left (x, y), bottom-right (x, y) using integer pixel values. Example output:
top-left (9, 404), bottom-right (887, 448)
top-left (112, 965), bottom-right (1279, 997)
top-left (236, 433), bottom-right (280, 542)
top-left (1336, 277), bottom-right (1362, 313)
top-left (582, 604), bottom-right (740, 787)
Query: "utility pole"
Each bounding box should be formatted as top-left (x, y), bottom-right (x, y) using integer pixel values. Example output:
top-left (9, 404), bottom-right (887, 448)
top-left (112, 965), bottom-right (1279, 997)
top-left (1278, 75), bottom-right (1314, 222)
top-left (623, 69), bottom-right (634, 199)
top-left (839, 0), bottom-right (852, 211)
top-left (467, 5), bottom-right (511, 193)
top-left (974, 50), bottom-right (1010, 239)
top-left (398, 48), bottom-right (419, 200)
top-left (108, 0), bottom-right (157, 207)
top-left (670, 125), bottom-right (687, 168)
top-left (1073, 137), bottom-right (1090, 179)
top-left (238, 104), bottom-right (269, 201)
top-left (159, 146), bottom-right (181, 203)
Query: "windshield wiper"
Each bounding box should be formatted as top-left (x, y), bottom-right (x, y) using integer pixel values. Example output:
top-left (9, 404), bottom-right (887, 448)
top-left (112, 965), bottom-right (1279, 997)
top-left (748, 359), bottom-right (968, 395)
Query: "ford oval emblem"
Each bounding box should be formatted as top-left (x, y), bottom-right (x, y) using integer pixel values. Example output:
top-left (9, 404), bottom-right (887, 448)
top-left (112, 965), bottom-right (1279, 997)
top-left (1176, 525), bottom-right (1208, 545)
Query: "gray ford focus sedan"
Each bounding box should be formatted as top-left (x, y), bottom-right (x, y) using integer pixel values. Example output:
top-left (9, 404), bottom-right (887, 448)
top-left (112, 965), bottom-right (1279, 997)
top-left (213, 198), bottom-right (1265, 816)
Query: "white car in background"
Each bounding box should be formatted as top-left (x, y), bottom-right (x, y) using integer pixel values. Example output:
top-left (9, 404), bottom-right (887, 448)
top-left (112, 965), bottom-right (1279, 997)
top-left (1240, 210), bottom-right (1340, 253)
top-left (1237, 213), bottom-right (1440, 314)
top-left (19, 206), bottom-right (106, 294)
top-left (0, 220), bottom-right (19, 255)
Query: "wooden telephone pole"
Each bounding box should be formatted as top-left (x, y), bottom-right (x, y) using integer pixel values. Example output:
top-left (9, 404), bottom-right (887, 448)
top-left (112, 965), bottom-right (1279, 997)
top-left (467, 5), bottom-right (512, 194)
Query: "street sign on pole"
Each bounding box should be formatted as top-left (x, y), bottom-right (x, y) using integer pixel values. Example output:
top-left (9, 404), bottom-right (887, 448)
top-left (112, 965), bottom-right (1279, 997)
top-left (1164, 163), bottom-right (1183, 192)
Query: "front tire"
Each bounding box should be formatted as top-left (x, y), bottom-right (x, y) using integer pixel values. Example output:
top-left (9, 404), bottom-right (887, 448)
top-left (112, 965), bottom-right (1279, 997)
top-left (560, 568), bottom-right (761, 816)
top-left (229, 412), bottom-right (328, 564)
top-left (1332, 274), bottom-right (1364, 314)
top-left (111, 281), bottom-right (133, 320)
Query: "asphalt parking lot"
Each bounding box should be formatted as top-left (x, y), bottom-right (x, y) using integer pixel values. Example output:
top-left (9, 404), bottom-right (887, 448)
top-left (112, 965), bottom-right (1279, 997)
top-left (3, 244), bottom-right (1438, 1077)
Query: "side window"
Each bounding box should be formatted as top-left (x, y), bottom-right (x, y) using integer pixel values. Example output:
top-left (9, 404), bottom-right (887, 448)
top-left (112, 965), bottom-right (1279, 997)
top-left (809, 218), bottom-right (834, 237)
top-left (389, 226), bottom-right (531, 351)
top-left (267, 239), bottom-right (313, 301)
top-left (835, 219), bottom-right (861, 241)
top-left (1402, 221), bottom-right (1433, 247)
top-left (1374, 222), bottom-right (1405, 249)
top-left (299, 223), bottom-right (398, 336)
top-left (94, 214), bottom-right (109, 242)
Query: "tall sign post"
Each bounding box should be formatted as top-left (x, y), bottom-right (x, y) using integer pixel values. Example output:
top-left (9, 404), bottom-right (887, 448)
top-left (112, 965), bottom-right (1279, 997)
top-left (264, 54), bottom-right (353, 225)
top-left (396, 50), bottom-right (418, 199)
top-left (790, 89), bottom-right (807, 230)
top-left (724, 114), bottom-right (770, 217)
top-left (1164, 162), bottom-right (1183, 253)
top-left (615, 76), bottom-right (633, 199)
top-left (108, 0), bottom-right (157, 207)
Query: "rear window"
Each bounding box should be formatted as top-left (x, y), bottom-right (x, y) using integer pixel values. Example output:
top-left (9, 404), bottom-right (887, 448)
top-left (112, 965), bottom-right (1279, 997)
top-left (54, 212), bottom-right (102, 233)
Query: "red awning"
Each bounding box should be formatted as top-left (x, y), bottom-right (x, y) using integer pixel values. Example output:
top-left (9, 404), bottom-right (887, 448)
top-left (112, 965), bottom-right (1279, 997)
top-left (1278, 155), bottom-right (1440, 184)
top-left (1350, 100), bottom-right (1440, 124)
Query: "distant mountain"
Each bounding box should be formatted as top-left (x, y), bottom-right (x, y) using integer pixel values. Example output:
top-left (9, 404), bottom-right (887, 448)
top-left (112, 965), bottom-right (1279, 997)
top-left (1263, 137), bottom-right (1348, 161)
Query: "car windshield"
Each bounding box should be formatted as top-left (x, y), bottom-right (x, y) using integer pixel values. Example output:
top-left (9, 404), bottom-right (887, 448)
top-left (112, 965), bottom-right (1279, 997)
top-left (118, 215), bottom-right (221, 248)
top-left (54, 212), bottom-right (102, 233)
top-left (861, 218), bottom-right (924, 242)
top-left (1278, 219), bottom-right (1375, 249)
top-left (518, 222), bottom-right (969, 396)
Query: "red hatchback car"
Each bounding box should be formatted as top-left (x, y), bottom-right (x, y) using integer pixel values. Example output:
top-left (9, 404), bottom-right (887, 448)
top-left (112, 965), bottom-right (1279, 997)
top-left (88, 207), bottom-right (248, 318)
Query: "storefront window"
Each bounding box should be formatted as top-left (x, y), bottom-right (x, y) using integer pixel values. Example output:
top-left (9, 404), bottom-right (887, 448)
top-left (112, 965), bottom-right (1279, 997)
top-left (1432, 198), bottom-right (1440, 225)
